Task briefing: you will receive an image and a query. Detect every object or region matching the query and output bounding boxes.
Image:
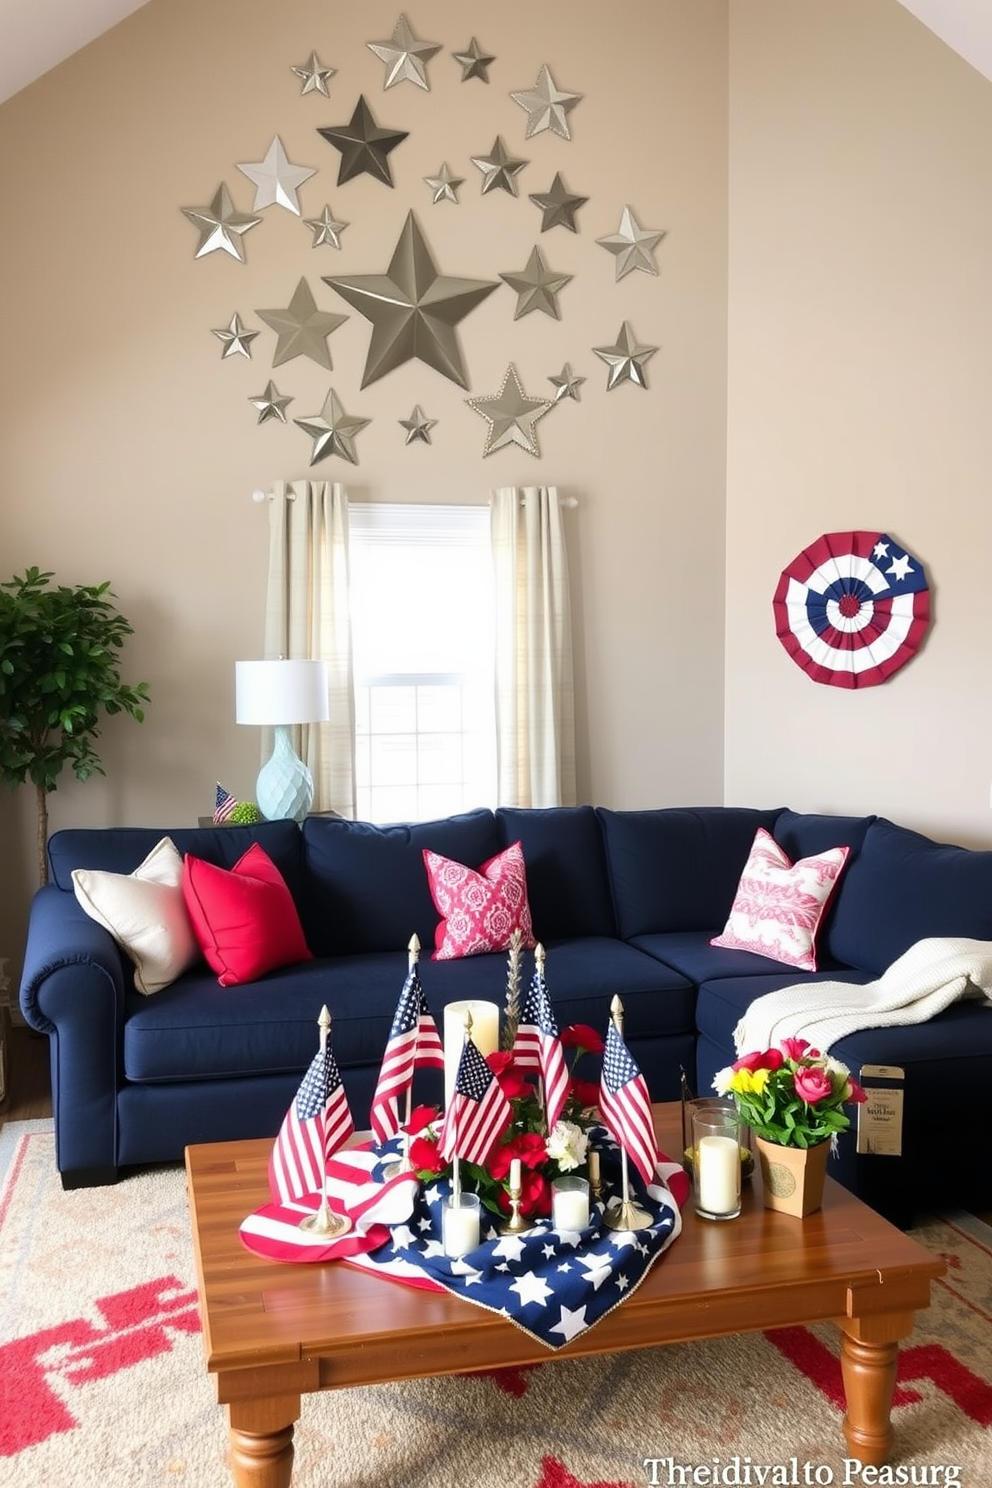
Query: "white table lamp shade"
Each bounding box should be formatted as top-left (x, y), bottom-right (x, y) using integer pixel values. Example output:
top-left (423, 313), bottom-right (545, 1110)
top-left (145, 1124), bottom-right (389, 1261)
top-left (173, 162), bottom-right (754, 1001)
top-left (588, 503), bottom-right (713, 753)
top-left (235, 659), bottom-right (330, 822)
top-left (235, 660), bottom-right (330, 726)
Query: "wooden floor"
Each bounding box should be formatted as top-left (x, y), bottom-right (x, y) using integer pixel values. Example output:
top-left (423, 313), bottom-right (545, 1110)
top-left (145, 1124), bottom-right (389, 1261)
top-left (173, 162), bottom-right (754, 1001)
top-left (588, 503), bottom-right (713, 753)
top-left (4, 1025), bottom-right (992, 1228)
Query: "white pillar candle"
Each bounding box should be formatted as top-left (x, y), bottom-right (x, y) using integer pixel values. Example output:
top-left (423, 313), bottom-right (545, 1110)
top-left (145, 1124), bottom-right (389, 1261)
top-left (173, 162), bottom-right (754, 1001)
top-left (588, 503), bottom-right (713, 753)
top-left (509, 1157), bottom-right (522, 1191)
top-left (697, 1134), bottom-right (741, 1216)
top-left (443, 1000), bottom-right (500, 1107)
top-left (442, 1194), bottom-right (481, 1258)
top-left (552, 1177), bottom-right (590, 1232)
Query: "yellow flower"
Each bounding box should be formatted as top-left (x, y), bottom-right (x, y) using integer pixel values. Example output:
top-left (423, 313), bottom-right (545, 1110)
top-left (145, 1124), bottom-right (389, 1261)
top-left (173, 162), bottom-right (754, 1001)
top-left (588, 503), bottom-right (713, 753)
top-left (728, 1067), bottom-right (770, 1096)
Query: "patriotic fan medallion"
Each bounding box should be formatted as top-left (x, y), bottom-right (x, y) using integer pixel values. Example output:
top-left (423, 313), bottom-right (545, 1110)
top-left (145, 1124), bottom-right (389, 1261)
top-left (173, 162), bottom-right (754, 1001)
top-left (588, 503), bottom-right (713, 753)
top-left (773, 531), bottom-right (930, 689)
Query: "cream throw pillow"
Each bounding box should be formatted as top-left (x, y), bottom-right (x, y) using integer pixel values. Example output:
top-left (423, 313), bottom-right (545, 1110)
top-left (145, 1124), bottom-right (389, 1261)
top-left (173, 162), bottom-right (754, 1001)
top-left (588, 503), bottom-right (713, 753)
top-left (72, 836), bottom-right (200, 995)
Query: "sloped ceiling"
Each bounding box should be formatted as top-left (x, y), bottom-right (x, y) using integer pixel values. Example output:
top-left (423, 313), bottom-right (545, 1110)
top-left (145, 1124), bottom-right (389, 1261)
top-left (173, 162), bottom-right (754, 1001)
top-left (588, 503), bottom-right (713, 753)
top-left (0, 1), bottom-right (990, 109)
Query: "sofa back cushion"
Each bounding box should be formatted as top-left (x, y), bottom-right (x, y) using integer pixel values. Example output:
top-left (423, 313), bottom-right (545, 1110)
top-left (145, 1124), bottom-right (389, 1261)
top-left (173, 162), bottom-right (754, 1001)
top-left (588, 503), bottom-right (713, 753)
top-left (48, 821), bottom-right (306, 903)
top-left (826, 817), bottom-right (992, 974)
top-left (597, 806), bottom-right (784, 938)
top-left (302, 809), bottom-right (501, 955)
top-left (496, 806), bottom-right (616, 940)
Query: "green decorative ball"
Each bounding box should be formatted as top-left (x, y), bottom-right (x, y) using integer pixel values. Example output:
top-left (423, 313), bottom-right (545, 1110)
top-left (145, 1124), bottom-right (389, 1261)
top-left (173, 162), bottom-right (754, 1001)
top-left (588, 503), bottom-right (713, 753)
top-left (228, 800), bottom-right (263, 825)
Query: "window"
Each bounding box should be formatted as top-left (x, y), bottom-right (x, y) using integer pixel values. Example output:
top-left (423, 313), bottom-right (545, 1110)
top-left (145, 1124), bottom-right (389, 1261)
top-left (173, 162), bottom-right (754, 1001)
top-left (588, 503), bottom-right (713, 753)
top-left (348, 503), bottom-right (497, 822)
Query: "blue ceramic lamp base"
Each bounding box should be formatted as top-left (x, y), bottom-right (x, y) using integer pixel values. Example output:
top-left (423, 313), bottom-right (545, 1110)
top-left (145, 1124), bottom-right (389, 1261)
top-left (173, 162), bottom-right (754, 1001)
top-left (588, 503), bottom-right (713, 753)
top-left (256, 724), bottom-right (313, 823)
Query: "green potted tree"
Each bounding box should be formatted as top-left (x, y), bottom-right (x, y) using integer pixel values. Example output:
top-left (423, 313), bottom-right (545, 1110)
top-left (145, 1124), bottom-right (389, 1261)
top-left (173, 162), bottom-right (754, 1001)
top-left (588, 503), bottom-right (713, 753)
top-left (0, 567), bottom-right (150, 885)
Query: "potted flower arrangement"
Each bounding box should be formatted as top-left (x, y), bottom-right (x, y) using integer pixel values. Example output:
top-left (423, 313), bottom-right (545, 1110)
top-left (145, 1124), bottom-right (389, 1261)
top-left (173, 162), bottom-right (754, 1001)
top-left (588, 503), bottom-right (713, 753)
top-left (713, 1038), bottom-right (867, 1217)
top-left (408, 1023), bottom-right (605, 1220)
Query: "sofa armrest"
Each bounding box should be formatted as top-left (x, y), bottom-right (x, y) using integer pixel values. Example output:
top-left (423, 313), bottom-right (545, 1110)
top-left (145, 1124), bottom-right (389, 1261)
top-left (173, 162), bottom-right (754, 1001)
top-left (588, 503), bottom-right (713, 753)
top-left (19, 886), bottom-right (128, 1183)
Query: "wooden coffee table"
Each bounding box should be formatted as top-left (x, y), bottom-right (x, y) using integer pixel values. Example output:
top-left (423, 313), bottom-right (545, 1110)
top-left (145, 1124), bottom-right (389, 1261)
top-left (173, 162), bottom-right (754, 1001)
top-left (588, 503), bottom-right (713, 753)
top-left (185, 1105), bottom-right (944, 1488)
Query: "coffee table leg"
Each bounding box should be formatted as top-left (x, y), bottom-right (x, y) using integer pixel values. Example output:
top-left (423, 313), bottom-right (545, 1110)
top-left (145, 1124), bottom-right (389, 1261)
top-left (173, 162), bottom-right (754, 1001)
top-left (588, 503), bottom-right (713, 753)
top-left (838, 1318), bottom-right (904, 1467)
top-left (227, 1393), bottom-right (300, 1488)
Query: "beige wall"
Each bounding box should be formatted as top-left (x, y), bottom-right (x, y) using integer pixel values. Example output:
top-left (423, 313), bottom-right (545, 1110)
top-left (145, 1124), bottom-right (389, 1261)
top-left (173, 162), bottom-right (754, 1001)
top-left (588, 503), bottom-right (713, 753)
top-left (0, 0), bottom-right (729, 973)
top-left (726, 0), bottom-right (992, 847)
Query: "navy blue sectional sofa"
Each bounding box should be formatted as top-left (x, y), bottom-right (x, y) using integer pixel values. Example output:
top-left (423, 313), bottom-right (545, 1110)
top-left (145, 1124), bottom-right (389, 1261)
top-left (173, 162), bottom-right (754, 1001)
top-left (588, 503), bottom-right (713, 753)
top-left (19, 804), bottom-right (992, 1226)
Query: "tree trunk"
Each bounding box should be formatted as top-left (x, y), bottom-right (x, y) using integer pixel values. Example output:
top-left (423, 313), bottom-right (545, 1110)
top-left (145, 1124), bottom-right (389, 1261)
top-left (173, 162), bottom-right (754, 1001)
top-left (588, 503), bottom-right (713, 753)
top-left (36, 782), bottom-right (49, 887)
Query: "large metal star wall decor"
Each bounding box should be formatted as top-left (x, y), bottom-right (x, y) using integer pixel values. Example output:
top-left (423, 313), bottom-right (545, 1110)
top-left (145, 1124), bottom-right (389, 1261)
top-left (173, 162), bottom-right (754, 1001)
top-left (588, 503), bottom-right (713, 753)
top-left (367, 14), bottom-right (442, 90)
top-left (317, 96), bottom-right (408, 187)
top-left (466, 363), bottom-right (553, 458)
top-left (510, 64), bottom-right (582, 140)
top-left (291, 52), bottom-right (336, 98)
top-left (593, 321), bottom-right (658, 390)
top-left (294, 388), bottom-right (371, 465)
top-left (182, 183), bottom-right (261, 262)
top-left (596, 206), bottom-right (666, 280)
top-left (499, 246), bottom-right (573, 321)
top-left (529, 173), bottom-right (589, 234)
top-left (471, 136), bottom-right (528, 197)
top-left (211, 313), bottom-right (258, 359)
top-left (237, 136), bottom-right (316, 215)
top-left (452, 37), bottom-right (496, 83)
top-left (256, 278), bottom-right (348, 369)
top-left (323, 211), bottom-right (499, 389)
top-left (304, 205), bottom-right (349, 250)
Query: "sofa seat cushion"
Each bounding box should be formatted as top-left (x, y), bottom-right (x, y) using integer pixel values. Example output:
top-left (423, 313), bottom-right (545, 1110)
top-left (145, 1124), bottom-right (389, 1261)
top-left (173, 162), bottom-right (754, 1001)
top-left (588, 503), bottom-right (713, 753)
top-left (122, 940), bottom-right (694, 1085)
top-left (302, 810), bottom-right (501, 956)
top-left (597, 806), bottom-right (784, 938)
top-left (628, 930), bottom-right (854, 989)
top-left (825, 818), bottom-right (992, 975)
top-left (693, 969), bottom-right (872, 1054)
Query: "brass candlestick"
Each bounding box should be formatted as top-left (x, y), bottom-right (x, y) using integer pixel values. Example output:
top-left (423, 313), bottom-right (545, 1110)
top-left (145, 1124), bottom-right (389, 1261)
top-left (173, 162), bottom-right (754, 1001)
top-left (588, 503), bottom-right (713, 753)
top-left (498, 1176), bottom-right (529, 1234)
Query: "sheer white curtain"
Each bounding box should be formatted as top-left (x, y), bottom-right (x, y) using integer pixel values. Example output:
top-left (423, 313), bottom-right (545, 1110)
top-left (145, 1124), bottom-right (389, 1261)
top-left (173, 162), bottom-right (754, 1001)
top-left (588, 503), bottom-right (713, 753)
top-left (490, 486), bottom-right (576, 808)
top-left (264, 480), bottom-right (356, 817)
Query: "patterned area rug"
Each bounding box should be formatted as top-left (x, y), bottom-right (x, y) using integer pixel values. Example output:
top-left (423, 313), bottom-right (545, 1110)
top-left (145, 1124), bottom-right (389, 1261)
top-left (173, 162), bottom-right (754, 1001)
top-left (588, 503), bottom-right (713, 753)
top-left (1, 1124), bottom-right (991, 1488)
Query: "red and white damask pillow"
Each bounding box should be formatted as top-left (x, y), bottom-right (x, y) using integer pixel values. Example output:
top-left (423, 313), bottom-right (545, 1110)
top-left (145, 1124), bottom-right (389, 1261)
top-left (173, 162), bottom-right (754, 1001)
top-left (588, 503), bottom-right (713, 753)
top-left (423, 840), bottom-right (536, 961)
top-left (710, 828), bottom-right (849, 972)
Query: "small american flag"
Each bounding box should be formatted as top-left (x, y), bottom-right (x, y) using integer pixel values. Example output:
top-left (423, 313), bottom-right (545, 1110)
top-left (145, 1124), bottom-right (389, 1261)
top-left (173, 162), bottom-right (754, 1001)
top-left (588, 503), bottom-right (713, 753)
top-left (268, 1042), bottom-right (355, 1203)
top-left (438, 1035), bottom-right (512, 1169)
top-left (213, 783), bottom-right (238, 824)
top-left (599, 1020), bottom-right (659, 1188)
top-left (370, 967), bottom-right (444, 1145)
top-left (513, 966), bottom-right (568, 1131)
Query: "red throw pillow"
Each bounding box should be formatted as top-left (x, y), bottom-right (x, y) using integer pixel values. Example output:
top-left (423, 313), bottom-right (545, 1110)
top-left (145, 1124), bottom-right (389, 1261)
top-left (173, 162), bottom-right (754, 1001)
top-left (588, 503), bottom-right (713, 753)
top-left (423, 840), bottom-right (536, 961)
top-left (181, 842), bottom-right (312, 987)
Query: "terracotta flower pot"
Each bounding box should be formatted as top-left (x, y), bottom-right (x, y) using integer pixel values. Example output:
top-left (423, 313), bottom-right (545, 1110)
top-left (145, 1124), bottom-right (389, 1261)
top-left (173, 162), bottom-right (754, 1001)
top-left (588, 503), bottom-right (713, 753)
top-left (754, 1135), bottom-right (831, 1217)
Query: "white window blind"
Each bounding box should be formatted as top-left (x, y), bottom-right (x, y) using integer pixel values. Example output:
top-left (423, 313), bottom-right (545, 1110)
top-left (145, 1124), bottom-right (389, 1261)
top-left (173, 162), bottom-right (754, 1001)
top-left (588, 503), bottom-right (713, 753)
top-left (347, 503), bottom-right (496, 822)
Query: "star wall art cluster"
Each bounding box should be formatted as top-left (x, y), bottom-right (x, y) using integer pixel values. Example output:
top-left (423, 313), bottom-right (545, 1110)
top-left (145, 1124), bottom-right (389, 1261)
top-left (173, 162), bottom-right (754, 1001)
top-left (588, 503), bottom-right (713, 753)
top-left (180, 14), bottom-right (667, 464)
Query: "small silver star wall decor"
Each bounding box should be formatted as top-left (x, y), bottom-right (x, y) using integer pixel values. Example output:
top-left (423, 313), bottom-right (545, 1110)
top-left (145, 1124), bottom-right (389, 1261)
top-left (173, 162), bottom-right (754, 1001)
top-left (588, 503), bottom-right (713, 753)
top-left (399, 405), bottom-right (437, 444)
top-left (182, 184), bottom-right (260, 262)
top-left (424, 163), bottom-right (464, 204)
top-left (471, 136), bottom-right (528, 197)
top-left (291, 52), bottom-right (336, 97)
top-left (318, 96), bottom-right (409, 187)
top-left (295, 388), bottom-right (371, 465)
top-left (593, 321), bottom-right (658, 390)
top-left (256, 278), bottom-right (348, 369)
top-left (304, 205), bottom-right (349, 249)
top-left (499, 246), bottom-right (573, 321)
top-left (596, 206), bottom-right (666, 280)
top-left (510, 64), bottom-right (582, 140)
top-left (249, 381), bottom-right (293, 424)
top-left (548, 363), bottom-right (585, 402)
top-left (529, 173), bottom-right (589, 234)
top-left (467, 363), bottom-right (553, 458)
top-left (211, 313), bottom-right (258, 359)
top-left (452, 38), bottom-right (496, 82)
top-left (367, 14), bottom-right (442, 90)
top-left (236, 136), bottom-right (316, 215)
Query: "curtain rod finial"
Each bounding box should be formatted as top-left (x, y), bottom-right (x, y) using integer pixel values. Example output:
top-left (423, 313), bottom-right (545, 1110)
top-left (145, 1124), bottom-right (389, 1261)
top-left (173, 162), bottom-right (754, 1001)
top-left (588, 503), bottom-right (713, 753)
top-left (251, 489), bottom-right (267, 504)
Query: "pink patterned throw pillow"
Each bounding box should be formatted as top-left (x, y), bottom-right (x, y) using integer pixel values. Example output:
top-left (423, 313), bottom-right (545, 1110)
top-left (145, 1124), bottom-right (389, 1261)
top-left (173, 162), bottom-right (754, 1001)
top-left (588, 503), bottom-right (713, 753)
top-left (710, 828), bottom-right (850, 972)
top-left (423, 840), bottom-right (536, 961)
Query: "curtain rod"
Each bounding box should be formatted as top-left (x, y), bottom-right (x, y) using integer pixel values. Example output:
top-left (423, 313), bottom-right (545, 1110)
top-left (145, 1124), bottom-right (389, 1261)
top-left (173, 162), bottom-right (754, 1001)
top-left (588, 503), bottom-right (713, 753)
top-left (251, 490), bottom-right (578, 508)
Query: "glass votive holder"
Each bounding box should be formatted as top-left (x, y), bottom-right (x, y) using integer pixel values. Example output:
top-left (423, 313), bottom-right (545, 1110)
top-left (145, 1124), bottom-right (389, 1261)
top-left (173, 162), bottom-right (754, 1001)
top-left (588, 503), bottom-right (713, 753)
top-left (442, 1192), bottom-right (482, 1258)
top-left (692, 1105), bottom-right (742, 1221)
top-left (552, 1174), bottom-right (590, 1232)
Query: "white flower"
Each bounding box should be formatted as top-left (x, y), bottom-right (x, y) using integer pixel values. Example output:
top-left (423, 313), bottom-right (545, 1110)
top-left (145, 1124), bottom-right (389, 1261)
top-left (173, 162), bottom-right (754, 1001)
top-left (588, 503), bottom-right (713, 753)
top-left (712, 1066), bottom-right (734, 1096)
top-left (824, 1056), bottom-right (851, 1081)
top-left (546, 1119), bottom-right (589, 1172)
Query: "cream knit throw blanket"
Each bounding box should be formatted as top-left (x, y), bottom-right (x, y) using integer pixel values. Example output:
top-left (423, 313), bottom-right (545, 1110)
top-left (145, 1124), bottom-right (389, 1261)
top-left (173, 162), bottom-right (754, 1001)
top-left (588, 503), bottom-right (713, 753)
top-left (733, 935), bottom-right (992, 1054)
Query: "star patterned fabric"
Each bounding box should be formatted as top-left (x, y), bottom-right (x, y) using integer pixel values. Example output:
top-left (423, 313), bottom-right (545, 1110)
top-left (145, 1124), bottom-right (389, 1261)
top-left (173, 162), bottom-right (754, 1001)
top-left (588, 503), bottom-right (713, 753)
top-left (346, 1126), bottom-right (683, 1351)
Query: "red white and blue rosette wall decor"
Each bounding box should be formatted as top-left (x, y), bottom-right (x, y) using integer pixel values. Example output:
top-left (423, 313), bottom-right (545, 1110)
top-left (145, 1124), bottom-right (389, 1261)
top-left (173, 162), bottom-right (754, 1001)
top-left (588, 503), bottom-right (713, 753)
top-left (773, 531), bottom-right (930, 689)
